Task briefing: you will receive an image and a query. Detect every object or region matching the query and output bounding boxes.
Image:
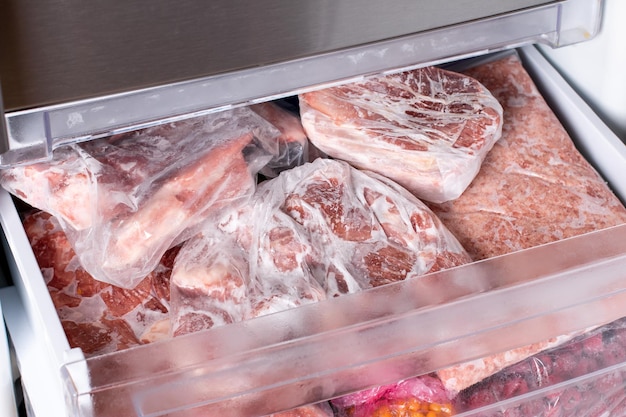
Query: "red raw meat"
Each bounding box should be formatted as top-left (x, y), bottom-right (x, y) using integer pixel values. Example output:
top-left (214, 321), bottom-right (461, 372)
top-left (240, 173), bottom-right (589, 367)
top-left (171, 157), bottom-right (470, 332)
top-left (429, 53), bottom-right (626, 394)
top-left (23, 210), bottom-right (178, 355)
top-left (251, 101), bottom-right (309, 177)
top-left (455, 317), bottom-right (626, 417)
top-left (428, 53), bottom-right (626, 261)
top-left (299, 66), bottom-right (503, 203)
top-left (1, 107), bottom-right (281, 288)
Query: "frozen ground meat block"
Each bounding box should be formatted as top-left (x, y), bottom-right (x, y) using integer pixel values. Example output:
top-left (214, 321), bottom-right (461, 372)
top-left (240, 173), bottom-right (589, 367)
top-left (1, 107), bottom-right (281, 288)
top-left (428, 53), bottom-right (626, 260)
top-left (23, 210), bottom-right (178, 356)
top-left (171, 157), bottom-right (471, 333)
top-left (251, 101), bottom-right (309, 177)
top-left (429, 53), bottom-right (626, 394)
top-left (299, 66), bottom-right (503, 203)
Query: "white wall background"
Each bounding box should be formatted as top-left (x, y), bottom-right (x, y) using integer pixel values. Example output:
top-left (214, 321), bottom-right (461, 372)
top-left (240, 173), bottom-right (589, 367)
top-left (540, 0), bottom-right (626, 141)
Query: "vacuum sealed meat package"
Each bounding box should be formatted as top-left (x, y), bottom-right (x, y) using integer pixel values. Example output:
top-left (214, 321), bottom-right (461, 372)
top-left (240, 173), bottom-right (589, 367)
top-left (427, 53), bottom-right (626, 394)
top-left (22, 210), bottom-right (178, 356)
top-left (170, 158), bottom-right (471, 337)
top-left (299, 66), bottom-right (503, 203)
top-left (1, 107), bottom-right (281, 288)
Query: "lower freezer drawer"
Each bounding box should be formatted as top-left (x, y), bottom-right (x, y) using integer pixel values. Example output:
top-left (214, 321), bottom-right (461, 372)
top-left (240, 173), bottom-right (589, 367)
top-left (1, 45), bottom-right (626, 417)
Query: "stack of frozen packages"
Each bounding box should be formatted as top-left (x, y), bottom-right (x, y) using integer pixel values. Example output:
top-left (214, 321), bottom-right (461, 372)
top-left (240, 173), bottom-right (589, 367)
top-left (1, 107), bottom-right (284, 289)
top-left (297, 52), bottom-right (626, 415)
top-left (299, 64), bottom-right (504, 204)
top-left (170, 157), bottom-right (471, 336)
top-left (169, 157), bottom-right (471, 416)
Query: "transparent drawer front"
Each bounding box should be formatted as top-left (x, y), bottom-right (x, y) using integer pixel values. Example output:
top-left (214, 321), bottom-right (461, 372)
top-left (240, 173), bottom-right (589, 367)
top-left (59, 224), bottom-right (626, 417)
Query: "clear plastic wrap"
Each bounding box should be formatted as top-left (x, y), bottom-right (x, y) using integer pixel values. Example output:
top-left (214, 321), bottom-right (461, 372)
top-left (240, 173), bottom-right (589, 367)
top-left (298, 66), bottom-right (503, 204)
top-left (170, 157), bottom-right (471, 335)
top-left (251, 101), bottom-right (310, 178)
top-left (22, 210), bottom-right (177, 356)
top-left (331, 375), bottom-right (453, 417)
top-left (0, 107), bottom-right (281, 288)
top-left (454, 316), bottom-right (626, 417)
top-left (428, 52), bottom-right (626, 261)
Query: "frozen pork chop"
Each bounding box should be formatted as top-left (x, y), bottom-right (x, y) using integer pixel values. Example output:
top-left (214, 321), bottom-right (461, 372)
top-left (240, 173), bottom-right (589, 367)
top-left (23, 210), bottom-right (178, 356)
top-left (429, 53), bottom-right (626, 393)
top-left (170, 158), bottom-right (471, 336)
top-left (299, 66), bottom-right (503, 203)
top-left (1, 107), bottom-right (281, 288)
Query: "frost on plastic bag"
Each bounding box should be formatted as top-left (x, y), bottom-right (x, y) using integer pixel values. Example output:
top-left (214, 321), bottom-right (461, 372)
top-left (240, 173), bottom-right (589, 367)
top-left (454, 317), bottom-right (626, 417)
top-left (1, 107), bottom-right (281, 288)
top-left (427, 54), bottom-right (626, 261)
top-left (22, 210), bottom-right (177, 356)
top-left (299, 66), bottom-right (503, 204)
top-left (170, 158), bottom-right (471, 336)
top-left (251, 101), bottom-right (309, 177)
top-left (331, 375), bottom-right (454, 417)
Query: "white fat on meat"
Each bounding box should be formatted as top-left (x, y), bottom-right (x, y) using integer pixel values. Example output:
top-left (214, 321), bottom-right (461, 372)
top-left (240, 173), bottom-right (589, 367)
top-left (299, 66), bottom-right (503, 203)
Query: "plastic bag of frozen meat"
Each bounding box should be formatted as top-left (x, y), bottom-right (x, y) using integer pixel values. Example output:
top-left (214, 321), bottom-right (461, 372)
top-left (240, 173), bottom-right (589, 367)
top-left (251, 100), bottom-right (310, 178)
top-left (22, 209), bottom-right (178, 356)
top-left (454, 316), bottom-right (626, 417)
top-left (299, 66), bottom-right (503, 204)
top-left (0, 107), bottom-right (281, 289)
top-left (170, 157), bottom-right (471, 336)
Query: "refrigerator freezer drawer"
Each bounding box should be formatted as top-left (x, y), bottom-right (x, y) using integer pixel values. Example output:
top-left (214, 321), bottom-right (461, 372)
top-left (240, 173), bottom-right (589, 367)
top-left (2, 45), bottom-right (626, 417)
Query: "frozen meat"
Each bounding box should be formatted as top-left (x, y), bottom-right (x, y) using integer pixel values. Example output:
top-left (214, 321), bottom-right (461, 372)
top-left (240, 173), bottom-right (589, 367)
top-left (455, 317), bottom-right (626, 417)
top-left (1, 107), bottom-right (281, 288)
top-left (22, 210), bottom-right (178, 356)
top-left (428, 53), bottom-right (626, 260)
top-left (170, 158), bottom-right (471, 337)
top-left (299, 66), bottom-right (503, 203)
top-left (251, 101), bottom-right (310, 177)
top-left (429, 52), bottom-right (626, 393)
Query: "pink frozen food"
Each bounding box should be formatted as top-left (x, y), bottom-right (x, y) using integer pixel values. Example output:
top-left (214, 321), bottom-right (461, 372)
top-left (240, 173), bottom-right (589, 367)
top-left (331, 375), bottom-right (453, 417)
top-left (429, 53), bottom-right (626, 394)
top-left (299, 66), bottom-right (503, 203)
top-left (428, 53), bottom-right (626, 261)
top-left (1, 107), bottom-right (281, 288)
